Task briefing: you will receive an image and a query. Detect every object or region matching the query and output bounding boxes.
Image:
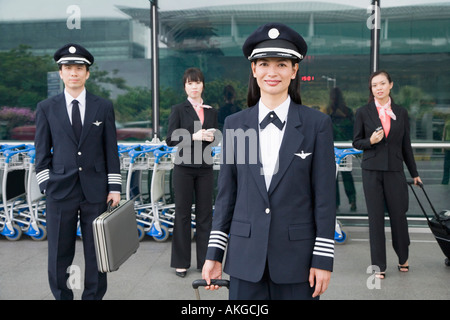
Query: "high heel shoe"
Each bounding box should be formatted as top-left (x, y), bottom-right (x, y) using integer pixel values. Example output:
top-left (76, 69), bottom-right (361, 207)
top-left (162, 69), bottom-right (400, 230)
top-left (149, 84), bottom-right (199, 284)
top-left (398, 264), bottom-right (409, 272)
top-left (175, 269), bottom-right (187, 277)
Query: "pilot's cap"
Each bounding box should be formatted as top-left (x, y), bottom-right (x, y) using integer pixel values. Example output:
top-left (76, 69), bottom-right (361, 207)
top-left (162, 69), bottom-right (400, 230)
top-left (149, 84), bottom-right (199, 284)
top-left (242, 23), bottom-right (307, 62)
top-left (54, 43), bottom-right (94, 66)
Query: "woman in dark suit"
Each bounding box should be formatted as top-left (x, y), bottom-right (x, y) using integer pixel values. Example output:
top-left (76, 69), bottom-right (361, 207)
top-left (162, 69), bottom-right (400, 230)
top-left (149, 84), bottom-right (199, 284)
top-left (353, 70), bottom-right (422, 279)
top-left (166, 68), bottom-right (218, 277)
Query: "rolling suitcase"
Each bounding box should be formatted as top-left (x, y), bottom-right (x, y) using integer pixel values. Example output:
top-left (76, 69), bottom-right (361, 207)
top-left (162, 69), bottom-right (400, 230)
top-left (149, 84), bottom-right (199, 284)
top-left (93, 199), bottom-right (139, 272)
top-left (408, 182), bottom-right (450, 266)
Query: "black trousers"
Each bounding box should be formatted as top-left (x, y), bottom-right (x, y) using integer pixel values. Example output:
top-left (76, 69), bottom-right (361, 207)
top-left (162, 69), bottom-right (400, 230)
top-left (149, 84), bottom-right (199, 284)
top-left (336, 171), bottom-right (356, 206)
top-left (170, 165), bottom-right (213, 269)
top-left (46, 181), bottom-right (107, 300)
top-left (229, 261), bottom-right (318, 300)
top-left (362, 169), bottom-right (410, 272)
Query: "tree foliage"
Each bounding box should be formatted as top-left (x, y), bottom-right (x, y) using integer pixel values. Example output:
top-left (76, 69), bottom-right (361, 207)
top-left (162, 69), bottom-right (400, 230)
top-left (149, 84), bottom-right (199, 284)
top-left (0, 45), bottom-right (56, 108)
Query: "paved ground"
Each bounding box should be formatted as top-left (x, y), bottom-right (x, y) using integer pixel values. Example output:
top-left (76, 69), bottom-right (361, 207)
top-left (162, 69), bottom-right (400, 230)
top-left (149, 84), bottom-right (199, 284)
top-left (1, 160), bottom-right (448, 303)
top-left (0, 228), bottom-right (448, 301)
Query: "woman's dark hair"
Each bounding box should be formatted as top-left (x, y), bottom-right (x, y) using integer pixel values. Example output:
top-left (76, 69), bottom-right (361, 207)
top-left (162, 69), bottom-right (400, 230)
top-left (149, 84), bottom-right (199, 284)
top-left (223, 84), bottom-right (236, 102)
top-left (246, 59), bottom-right (302, 107)
top-left (183, 67), bottom-right (204, 87)
top-left (327, 87), bottom-right (347, 114)
top-left (368, 69), bottom-right (393, 103)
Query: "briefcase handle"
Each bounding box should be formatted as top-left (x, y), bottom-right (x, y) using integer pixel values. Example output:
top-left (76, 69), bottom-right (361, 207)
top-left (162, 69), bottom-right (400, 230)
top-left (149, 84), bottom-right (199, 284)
top-left (106, 200), bottom-right (118, 213)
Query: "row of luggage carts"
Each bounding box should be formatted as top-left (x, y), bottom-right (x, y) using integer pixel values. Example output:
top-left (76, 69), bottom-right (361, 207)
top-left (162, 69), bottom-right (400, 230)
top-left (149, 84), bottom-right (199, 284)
top-left (0, 142), bottom-right (221, 242)
top-left (0, 143), bottom-right (360, 245)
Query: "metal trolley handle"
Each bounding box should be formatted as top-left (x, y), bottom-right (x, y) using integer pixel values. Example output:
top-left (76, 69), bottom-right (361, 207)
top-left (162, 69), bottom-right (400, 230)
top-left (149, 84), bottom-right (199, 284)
top-left (192, 279), bottom-right (230, 300)
top-left (192, 279), bottom-right (229, 289)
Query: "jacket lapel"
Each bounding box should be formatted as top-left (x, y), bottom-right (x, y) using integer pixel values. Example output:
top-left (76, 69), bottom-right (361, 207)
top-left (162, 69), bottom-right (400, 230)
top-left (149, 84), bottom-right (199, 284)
top-left (244, 105), bottom-right (269, 205)
top-left (268, 103), bottom-right (304, 195)
top-left (367, 101), bottom-right (383, 130)
top-left (386, 102), bottom-right (400, 140)
top-left (53, 93), bottom-right (78, 145)
top-left (184, 100), bottom-right (200, 124)
top-left (79, 91), bottom-right (99, 145)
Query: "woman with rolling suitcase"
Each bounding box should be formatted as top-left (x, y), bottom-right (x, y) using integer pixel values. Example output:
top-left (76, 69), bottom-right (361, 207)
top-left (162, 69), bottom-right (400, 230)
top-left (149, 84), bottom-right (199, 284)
top-left (353, 70), bottom-right (422, 279)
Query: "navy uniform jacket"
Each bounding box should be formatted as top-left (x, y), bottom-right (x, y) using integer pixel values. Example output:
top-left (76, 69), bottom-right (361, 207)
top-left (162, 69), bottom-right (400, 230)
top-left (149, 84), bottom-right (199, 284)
top-left (206, 101), bottom-right (336, 284)
top-left (353, 101), bottom-right (418, 178)
top-left (34, 91), bottom-right (121, 203)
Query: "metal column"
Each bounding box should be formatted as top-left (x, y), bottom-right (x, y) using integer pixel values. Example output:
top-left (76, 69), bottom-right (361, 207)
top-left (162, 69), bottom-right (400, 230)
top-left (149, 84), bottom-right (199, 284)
top-left (370, 0), bottom-right (381, 73)
top-left (150, 0), bottom-right (160, 140)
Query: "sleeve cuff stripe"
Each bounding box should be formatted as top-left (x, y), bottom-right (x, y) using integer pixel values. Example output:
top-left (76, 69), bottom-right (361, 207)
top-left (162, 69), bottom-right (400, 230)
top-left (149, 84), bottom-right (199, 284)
top-left (313, 251), bottom-right (334, 258)
top-left (36, 170), bottom-right (49, 184)
top-left (315, 242), bottom-right (334, 249)
top-left (209, 233), bottom-right (228, 239)
top-left (210, 230), bottom-right (228, 237)
top-left (36, 169), bottom-right (49, 177)
top-left (313, 246), bottom-right (334, 254)
top-left (209, 239), bottom-right (227, 247)
top-left (316, 237), bottom-right (334, 244)
top-left (208, 243), bottom-right (226, 251)
top-left (108, 174), bottom-right (122, 184)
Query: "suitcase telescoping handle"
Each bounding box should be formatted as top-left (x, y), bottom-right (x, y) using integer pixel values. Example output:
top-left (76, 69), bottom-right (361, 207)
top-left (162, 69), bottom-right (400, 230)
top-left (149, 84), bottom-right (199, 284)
top-left (192, 279), bottom-right (230, 300)
top-left (407, 181), bottom-right (439, 222)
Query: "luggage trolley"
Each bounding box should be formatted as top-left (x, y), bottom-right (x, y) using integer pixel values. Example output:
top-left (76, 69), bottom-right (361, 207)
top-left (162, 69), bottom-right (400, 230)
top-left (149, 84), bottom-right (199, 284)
top-left (334, 147), bottom-right (362, 244)
top-left (21, 146), bottom-right (47, 240)
top-left (146, 145), bottom-right (177, 242)
top-left (0, 144), bottom-right (23, 239)
top-left (0, 144), bottom-right (46, 240)
top-left (123, 144), bottom-right (161, 240)
top-left (123, 144), bottom-right (176, 241)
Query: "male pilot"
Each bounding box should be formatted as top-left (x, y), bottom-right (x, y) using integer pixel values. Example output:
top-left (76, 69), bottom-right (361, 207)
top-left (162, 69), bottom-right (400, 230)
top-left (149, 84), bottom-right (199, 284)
top-left (34, 43), bottom-right (121, 300)
top-left (202, 23), bottom-right (336, 300)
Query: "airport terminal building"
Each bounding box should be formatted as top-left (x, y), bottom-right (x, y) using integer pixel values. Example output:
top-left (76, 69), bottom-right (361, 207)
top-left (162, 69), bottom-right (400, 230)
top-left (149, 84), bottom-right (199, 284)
top-left (0, 0), bottom-right (449, 220)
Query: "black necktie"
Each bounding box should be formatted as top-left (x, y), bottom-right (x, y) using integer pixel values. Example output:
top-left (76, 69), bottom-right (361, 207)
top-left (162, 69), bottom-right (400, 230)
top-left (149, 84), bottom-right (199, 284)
top-left (259, 111), bottom-right (285, 130)
top-left (72, 100), bottom-right (82, 142)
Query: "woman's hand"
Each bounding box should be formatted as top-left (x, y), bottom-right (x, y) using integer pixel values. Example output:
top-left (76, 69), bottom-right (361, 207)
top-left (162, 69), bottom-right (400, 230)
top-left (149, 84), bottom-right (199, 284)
top-left (413, 176), bottom-right (423, 186)
top-left (370, 128), bottom-right (384, 145)
top-left (193, 129), bottom-right (215, 142)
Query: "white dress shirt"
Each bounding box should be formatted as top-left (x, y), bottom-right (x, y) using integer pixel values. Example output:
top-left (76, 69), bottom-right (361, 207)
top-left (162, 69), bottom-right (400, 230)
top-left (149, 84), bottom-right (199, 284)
top-left (258, 96), bottom-right (290, 190)
top-left (64, 89), bottom-right (86, 125)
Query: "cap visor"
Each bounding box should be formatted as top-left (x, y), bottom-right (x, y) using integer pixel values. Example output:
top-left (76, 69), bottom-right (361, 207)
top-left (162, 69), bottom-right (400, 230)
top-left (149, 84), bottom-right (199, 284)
top-left (57, 57), bottom-right (91, 65)
top-left (249, 47), bottom-right (303, 61)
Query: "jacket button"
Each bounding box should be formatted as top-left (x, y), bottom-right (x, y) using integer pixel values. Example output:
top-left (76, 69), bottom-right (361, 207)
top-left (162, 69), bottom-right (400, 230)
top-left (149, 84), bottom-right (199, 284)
top-left (79, 167), bottom-right (82, 171)
top-left (265, 208), bottom-right (270, 214)
top-left (78, 152), bottom-right (82, 156)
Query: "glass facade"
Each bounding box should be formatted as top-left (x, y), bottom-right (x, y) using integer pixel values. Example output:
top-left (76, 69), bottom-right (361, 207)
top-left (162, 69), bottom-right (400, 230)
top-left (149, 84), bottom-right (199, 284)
top-left (0, 0), bottom-right (449, 219)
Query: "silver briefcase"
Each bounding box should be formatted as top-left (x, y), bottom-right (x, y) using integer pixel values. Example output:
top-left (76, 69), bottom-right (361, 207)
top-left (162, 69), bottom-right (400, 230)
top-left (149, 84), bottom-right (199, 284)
top-left (93, 199), bottom-right (139, 273)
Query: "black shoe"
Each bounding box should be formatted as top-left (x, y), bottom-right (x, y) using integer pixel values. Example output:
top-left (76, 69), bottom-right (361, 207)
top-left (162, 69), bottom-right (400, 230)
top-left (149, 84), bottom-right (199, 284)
top-left (176, 269), bottom-right (187, 278)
